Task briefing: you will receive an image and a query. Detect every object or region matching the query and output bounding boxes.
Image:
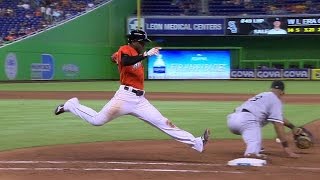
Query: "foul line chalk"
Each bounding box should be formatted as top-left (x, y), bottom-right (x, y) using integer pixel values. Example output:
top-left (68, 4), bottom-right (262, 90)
top-left (0, 167), bottom-right (243, 174)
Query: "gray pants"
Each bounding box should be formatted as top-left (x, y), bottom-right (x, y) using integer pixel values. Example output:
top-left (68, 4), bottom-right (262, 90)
top-left (227, 112), bottom-right (262, 155)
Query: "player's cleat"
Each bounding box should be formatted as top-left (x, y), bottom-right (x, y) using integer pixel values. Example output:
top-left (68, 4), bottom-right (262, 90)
top-left (54, 104), bottom-right (65, 115)
top-left (201, 128), bottom-right (211, 146)
top-left (260, 147), bottom-right (265, 153)
top-left (244, 153), bottom-right (268, 160)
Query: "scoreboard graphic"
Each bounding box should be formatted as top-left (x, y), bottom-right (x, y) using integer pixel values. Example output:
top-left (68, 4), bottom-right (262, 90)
top-left (226, 17), bottom-right (288, 35)
top-left (226, 16), bottom-right (320, 36)
top-left (286, 17), bottom-right (320, 34)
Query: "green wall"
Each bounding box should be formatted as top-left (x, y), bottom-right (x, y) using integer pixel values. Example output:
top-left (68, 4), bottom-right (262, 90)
top-left (0, 0), bottom-right (137, 81)
top-left (2, 0), bottom-right (320, 81)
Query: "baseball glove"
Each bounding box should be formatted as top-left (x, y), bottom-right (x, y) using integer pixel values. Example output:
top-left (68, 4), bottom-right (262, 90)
top-left (293, 127), bottom-right (314, 149)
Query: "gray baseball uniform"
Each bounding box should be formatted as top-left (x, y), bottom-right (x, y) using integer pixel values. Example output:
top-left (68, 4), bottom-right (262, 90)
top-left (227, 91), bottom-right (284, 155)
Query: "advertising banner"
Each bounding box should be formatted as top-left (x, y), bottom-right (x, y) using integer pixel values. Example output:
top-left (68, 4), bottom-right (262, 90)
top-left (230, 69), bottom-right (255, 78)
top-left (0, 52), bottom-right (107, 80)
top-left (128, 16), bottom-right (320, 36)
top-left (127, 17), bottom-right (225, 36)
top-left (230, 69), bottom-right (310, 79)
top-left (282, 69), bottom-right (309, 78)
top-left (148, 49), bottom-right (231, 79)
top-left (31, 54), bottom-right (55, 80)
top-left (311, 69), bottom-right (320, 80)
top-left (256, 69), bottom-right (282, 78)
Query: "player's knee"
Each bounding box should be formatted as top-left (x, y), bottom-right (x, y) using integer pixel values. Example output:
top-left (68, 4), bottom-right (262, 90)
top-left (90, 117), bottom-right (106, 126)
top-left (91, 122), bottom-right (104, 126)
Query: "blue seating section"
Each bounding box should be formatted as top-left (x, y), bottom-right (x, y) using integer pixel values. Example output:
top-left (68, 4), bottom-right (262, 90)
top-left (142, 0), bottom-right (184, 15)
top-left (141, 0), bottom-right (320, 16)
top-left (0, 0), bottom-right (97, 43)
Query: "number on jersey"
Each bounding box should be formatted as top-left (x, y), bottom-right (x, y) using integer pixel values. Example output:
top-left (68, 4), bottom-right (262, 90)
top-left (249, 95), bottom-right (263, 101)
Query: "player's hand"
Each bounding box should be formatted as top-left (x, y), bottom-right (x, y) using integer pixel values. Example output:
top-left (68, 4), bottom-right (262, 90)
top-left (284, 147), bottom-right (300, 158)
top-left (144, 47), bottom-right (161, 57)
top-left (111, 52), bottom-right (118, 64)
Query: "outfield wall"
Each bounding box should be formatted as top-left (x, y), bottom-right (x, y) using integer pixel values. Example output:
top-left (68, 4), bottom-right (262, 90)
top-left (1, 2), bottom-right (320, 81)
top-left (0, 0), bottom-right (136, 81)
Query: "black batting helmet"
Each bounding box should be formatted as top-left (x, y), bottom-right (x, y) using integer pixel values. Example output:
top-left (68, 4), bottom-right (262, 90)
top-left (127, 29), bottom-right (151, 43)
top-left (271, 80), bottom-right (285, 91)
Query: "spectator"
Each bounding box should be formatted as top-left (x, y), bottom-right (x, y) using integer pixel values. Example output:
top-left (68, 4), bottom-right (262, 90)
top-left (52, 7), bottom-right (63, 22)
top-left (30, 0), bottom-right (41, 9)
top-left (0, 35), bottom-right (4, 45)
top-left (25, 12), bottom-right (33, 19)
top-left (34, 7), bottom-right (42, 17)
top-left (178, 0), bottom-right (198, 16)
top-left (39, 19), bottom-right (50, 28)
top-left (171, 0), bottom-right (182, 6)
top-left (87, 2), bottom-right (94, 8)
top-left (5, 8), bottom-right (15, 17)
top-left (0, 8), bottom-right (5, 16)
top-left (17, 2), bottom-right (31, 10)
top-left (40, 5), bottom-right (46, 16)
top-left (25, 27), bottom-right (32, 34)
top-left (4, 32), bottom-right (17, 41)
top-left (289, 3), bottom-right (307, 14)
top-left (18, 27), bottom-right (27, 36)
top-left (61, 0), bottom-right (71, 8)
top-left (45, 5), bottom-right (53, 22)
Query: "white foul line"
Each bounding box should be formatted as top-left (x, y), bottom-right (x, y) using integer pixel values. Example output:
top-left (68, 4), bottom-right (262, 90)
top-left (0, 168), bottom-right (244, 174)
top-left (0, 167), bottom-right (243, 174)
top-left (0, 160), bottom-right (223, 166)
top-left (0, 160), bottom-right (319, 171)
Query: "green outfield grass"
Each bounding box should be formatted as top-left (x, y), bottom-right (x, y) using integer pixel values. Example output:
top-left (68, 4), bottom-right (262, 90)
top-left (0, 80), bottom-right (320, 94)
top-left (0, 99), bottom-right (319, 151)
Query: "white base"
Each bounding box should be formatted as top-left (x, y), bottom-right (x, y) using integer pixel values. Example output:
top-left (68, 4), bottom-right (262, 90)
top-left (227, 158), bottom-right (267, 167)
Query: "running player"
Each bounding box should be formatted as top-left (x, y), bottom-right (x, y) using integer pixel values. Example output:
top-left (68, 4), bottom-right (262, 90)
top-left (54, 29), bottom-right (210, 153)
top-left (227, 80), bottom-right (300, 159)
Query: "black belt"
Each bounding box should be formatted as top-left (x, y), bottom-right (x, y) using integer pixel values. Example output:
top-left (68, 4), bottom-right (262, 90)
top-left (124, 86), bottom-right (144, 96)
top-left (241, 109), bottom-right (251, 113)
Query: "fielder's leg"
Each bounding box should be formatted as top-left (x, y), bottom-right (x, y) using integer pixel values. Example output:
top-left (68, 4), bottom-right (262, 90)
top-left (227, 112), bottom-right (262, 156)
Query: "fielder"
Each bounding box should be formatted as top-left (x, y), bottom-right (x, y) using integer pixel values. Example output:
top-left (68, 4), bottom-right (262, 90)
top-left (54, 29), bottom-right (210, 153)
top-left (227, 80), bottom-right (301, 159)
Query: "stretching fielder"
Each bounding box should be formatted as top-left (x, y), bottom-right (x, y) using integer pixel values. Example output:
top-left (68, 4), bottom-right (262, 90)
top-left (54, 29), bottom-right (210, 152)
top-left (227, 80), bottom-right (301, 158)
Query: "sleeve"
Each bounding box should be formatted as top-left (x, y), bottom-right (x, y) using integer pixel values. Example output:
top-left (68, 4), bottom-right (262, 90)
top-left (121, 54), bottom-right (145, 66)
top-left (267, 97), bottom-right (284, 124)
top-left (118, 46), bottom-right (145, 66)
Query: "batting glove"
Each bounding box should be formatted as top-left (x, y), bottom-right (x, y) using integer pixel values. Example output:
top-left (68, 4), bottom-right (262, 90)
top-left (144, 47), bottom-right (161, 57)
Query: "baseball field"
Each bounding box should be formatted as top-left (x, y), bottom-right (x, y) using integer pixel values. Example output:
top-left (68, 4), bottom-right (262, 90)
top-left (0, 80), bottom-right (319, 180)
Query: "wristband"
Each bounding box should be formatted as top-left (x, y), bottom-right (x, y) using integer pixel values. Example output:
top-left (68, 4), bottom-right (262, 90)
top-left (281, 141), bottom-right (289, 148)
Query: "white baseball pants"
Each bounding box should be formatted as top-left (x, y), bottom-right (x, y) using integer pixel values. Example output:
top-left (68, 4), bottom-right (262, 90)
top-left (227, 112), bottom-right (262, 156)
top-left (63, 85), bottom-right (204, 152)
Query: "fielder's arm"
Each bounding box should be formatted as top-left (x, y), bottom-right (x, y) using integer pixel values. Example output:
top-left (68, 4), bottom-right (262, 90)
top-left (283, 118), bottom-right (302, 135)
top-left (273, 121), bottom-right (300, 158)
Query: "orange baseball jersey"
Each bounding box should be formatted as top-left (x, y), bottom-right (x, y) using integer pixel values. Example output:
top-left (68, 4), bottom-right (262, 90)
top-left (115, 45), bottom-right (144, 90)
